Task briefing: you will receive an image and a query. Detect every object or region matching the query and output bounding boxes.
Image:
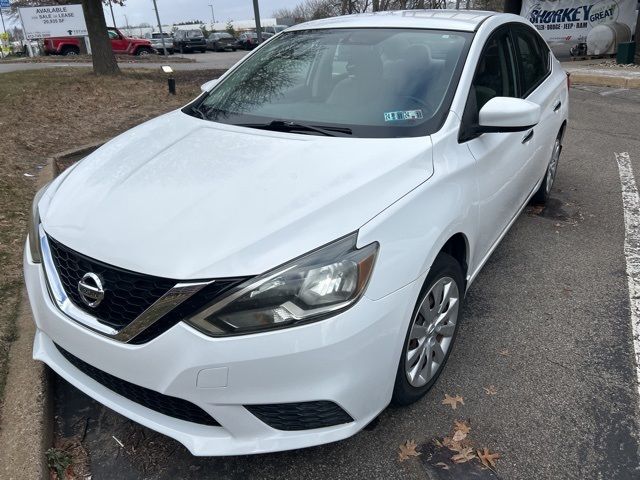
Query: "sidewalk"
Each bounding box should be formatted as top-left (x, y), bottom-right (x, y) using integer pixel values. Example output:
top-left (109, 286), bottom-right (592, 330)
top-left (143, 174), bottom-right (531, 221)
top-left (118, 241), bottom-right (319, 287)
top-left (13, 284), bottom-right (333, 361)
top-left (561, 58), bottom-right (640, 89)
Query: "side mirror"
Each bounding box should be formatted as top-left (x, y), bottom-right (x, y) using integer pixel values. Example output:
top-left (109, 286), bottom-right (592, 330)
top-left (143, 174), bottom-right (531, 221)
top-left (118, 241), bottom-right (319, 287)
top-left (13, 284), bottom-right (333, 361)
top-left (200, 79), bottom-right (220, 92)
top-left (477, 97), bottom-right (541, 133)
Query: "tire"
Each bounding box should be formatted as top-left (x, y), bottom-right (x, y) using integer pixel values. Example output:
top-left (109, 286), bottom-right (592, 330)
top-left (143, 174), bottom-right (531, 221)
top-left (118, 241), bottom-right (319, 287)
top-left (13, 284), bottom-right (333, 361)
top-left (531, 130), bottom-right (563, 205)
top-left (61, 46), bottom-right (79, 56)
top-left (136, 47), bottom-right (152, 56)
top-left (391, 253), bottom-right (464, 406)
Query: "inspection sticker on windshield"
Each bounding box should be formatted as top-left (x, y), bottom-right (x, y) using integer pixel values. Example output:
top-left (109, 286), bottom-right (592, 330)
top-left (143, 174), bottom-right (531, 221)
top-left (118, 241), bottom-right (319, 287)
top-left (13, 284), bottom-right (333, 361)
top-left (384, 110), bottom-right (424, 122)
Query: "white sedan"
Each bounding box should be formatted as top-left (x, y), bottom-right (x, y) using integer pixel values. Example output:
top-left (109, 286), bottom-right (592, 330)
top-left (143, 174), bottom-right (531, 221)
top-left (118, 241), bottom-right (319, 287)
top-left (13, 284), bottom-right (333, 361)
top-left (25, 10), bottom-right (568, 456)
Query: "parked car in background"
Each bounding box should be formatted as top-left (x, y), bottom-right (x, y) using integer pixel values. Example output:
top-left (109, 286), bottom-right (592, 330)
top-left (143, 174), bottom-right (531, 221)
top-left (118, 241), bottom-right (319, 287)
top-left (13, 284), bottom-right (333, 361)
top-left (206, 32), bottom-right (237, 51)
top-left (26, 11), bottom-right (568, 457)
top-left (262, 25), bottom-right (288, 35)
top-left (173, 29), bottom-right (207, 53)
top-left (43, 27), bottom-right (154, 56)
top-left (147, 32), bottom-right (174, 54)
top-left (235, 31), bottom-right (273, 50)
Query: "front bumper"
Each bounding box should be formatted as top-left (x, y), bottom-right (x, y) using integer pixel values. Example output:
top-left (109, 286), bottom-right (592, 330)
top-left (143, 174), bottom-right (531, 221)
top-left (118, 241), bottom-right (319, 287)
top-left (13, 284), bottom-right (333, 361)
top-left (25, 244), bottom-right (421, 456)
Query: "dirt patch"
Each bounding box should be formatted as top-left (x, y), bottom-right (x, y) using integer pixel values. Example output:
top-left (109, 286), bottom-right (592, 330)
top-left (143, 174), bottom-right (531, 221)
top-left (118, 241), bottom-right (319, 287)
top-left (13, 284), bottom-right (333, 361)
top-left (1, 53), bottom-right (195, 63)
top-left (0, 67), bottom-right (225, 424)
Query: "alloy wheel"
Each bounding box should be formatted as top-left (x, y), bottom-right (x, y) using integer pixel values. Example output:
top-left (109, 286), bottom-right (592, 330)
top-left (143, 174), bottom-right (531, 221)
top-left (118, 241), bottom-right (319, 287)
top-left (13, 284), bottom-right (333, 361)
top-left (546, 138), bottom-right (561, 195)
top-left (405, 277), bottom-right (460, 388)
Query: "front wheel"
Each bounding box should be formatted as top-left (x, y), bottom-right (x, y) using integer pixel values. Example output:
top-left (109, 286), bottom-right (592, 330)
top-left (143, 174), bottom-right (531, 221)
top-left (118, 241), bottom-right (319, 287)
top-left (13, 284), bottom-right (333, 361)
top-left (532, 134), bottom-right (562, 204)
top-left (136, 47), bottom-right (152, 56)
top-left (392, 253), bottom-right (464, 406)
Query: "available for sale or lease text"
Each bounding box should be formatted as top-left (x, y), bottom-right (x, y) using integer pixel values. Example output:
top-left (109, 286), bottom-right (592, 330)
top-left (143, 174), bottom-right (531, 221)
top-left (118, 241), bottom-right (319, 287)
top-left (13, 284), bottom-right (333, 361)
top-left (520, 0), bottom-right (637, 56)
top-left (19, 5), bottom-right (88, 40)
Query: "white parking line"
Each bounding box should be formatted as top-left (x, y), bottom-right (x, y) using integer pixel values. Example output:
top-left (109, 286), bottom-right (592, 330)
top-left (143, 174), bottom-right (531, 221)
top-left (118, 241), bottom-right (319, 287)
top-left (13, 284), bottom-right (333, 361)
top-left (615, 151), bottom-right (640, 400)
top-left (600, 88), bottom-right (629, 96)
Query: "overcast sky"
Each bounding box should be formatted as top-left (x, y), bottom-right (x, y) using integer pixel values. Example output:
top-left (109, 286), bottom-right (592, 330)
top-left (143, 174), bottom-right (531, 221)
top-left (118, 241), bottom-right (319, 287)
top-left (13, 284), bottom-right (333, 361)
top-left (102, 0), bottom-right (304, 27)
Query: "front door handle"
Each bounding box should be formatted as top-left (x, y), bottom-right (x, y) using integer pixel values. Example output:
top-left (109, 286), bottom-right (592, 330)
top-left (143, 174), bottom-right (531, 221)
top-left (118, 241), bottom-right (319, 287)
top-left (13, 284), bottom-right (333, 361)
top-left (553, 101), bottom-right (562, 112)
top-left (522, 129), bottom-right (534, 144)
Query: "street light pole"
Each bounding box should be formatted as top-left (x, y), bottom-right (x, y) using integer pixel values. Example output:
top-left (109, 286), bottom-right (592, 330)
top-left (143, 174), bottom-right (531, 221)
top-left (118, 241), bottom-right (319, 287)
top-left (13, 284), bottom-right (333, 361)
top-left (252, 0), bottom-right (262, 43)
top-left (208, 4), bottom-right (215, 29)
top-left (108, 0), bottom-right (117, 28)
top-left (151, 0), bottom-right (168, 56)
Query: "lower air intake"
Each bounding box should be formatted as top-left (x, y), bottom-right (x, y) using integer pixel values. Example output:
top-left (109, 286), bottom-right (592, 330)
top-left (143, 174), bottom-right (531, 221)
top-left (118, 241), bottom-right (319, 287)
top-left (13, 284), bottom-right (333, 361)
top-left (245, 401), bottom-right (353, 431)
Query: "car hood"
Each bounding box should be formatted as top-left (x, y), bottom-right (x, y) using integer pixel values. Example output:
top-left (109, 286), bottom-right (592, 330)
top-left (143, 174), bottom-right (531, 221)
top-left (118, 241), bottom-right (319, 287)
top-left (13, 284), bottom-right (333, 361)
top-left (40, 110), bottom-right (433, 279)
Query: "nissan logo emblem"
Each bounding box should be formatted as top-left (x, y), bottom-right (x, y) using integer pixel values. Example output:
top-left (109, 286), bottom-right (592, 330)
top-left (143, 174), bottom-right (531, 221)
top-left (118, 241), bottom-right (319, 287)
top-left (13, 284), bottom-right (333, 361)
top-left (77, 272), bottom-right (105, 308)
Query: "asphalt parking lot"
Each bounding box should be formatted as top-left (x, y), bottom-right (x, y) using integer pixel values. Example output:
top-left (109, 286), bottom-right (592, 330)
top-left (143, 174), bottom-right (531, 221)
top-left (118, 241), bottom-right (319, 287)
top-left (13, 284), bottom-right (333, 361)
top-left (52, 85), bottom-right (640, 479)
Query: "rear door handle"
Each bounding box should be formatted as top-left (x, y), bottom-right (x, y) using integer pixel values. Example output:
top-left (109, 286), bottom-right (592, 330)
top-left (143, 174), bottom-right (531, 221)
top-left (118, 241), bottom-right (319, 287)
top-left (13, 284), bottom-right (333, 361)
top-left (553, 101), bottom-right (562, 112)
top-left (522, 129), bottom-right (534, 144)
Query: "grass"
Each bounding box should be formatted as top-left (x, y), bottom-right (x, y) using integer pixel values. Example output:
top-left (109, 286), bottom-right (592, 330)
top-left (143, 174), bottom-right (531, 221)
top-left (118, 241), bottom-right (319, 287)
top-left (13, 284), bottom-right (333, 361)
top-left (0, 67), bottom-right (225, 414)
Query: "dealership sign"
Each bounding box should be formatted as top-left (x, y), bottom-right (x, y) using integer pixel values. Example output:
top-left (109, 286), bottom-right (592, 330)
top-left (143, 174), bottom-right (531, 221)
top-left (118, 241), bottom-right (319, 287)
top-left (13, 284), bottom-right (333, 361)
top-left (19, 5), bottom-right (87, 40)
top-left (521, 0), bottom-right (637, 55)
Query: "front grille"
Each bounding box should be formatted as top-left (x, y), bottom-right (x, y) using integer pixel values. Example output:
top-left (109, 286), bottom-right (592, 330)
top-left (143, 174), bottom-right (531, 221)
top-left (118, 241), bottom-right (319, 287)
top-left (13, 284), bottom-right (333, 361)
top-left (48, 237), bottom-right (176, 330)
top-left (245, 401), bottom-right (353, 431)
top-left (55, 343), bottom-right (220, 426)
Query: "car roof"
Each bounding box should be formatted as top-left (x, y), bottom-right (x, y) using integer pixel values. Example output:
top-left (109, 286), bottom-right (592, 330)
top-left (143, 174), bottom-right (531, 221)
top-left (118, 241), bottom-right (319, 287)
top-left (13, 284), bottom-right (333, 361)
top-left (287, 9), bottom-right (496, 33)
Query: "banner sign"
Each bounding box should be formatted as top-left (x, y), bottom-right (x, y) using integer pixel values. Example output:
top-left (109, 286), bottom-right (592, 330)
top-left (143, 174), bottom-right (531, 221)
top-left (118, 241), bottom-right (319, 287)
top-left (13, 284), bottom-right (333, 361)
top-left (521, 0), bottom-right (638, 57)
top-left (19, 5), bottom-right (87, 40)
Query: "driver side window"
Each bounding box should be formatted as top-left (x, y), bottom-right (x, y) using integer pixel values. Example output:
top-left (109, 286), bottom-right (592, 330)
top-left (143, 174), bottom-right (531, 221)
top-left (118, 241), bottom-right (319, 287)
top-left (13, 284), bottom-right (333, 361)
top-left (108, 30), bottom-right (119, 40)
top-left (459, 27), bottom-right (518, 142)
top-left (473, 29), bottom-right (517, 111)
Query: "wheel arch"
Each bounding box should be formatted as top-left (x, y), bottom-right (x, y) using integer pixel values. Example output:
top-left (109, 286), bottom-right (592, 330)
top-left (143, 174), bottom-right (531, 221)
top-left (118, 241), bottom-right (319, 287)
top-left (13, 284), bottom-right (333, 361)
top-left (438, 232), bottom-right (469, 289)
top-left (558, 120), bottom-right (567, 142)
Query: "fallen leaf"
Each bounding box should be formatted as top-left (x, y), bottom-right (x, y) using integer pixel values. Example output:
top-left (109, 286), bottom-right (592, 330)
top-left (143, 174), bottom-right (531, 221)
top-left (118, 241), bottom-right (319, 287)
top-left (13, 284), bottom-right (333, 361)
top-left (443, 437), bottom-right (463, 453)
top-left (451, 447), bottom-right (475, 463)
top-left (477, 447), bottom-right (501, 468)
top-left (499, 349), bottom-right (510, 356)
top-left (442, 394), bottom-right (465, 410)
top-left (452, 429), bottom-right (467, 442)
top-left (435, 462), bottom-right (450, 470)
top-left (398, 440), bottom-right (421, 462)
top-left (453, 420), bottom-right (471, 435)
top-left (483, 385), bottom-right (498, 395)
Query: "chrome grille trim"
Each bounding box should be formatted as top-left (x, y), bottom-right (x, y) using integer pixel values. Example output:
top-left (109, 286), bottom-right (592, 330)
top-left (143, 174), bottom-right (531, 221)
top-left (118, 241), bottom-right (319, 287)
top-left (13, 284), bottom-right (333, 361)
top-left (39, 225), bottom-right (211, 342)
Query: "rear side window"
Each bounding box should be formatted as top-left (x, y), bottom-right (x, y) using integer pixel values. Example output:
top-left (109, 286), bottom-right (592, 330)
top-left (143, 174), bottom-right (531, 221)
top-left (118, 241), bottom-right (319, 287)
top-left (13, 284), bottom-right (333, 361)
top-left (512, 26), bottom-right (550, 97)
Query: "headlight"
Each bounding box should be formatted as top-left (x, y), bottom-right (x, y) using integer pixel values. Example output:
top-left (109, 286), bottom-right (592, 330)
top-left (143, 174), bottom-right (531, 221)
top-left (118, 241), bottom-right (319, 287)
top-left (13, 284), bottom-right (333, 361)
top-left (27, 183), bottom-right (50, 263)
top-left (186, 233), bottom-right (378, 336)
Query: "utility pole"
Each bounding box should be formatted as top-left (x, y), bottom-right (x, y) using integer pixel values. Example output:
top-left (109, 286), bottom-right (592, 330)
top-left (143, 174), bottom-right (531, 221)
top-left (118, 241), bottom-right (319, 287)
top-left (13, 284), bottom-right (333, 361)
top-left (108, 0), bottom-right (117, 27)
top-left (151, 0), bottom-right (168, 56)
top-left (252, 0), bottom-right (262, 43)
top-left (123, 14), bottom-right (130, 34)
top-left (209, 3), bottom-right (215, 29)
top-left (0, 8), bottom-right (6, 36)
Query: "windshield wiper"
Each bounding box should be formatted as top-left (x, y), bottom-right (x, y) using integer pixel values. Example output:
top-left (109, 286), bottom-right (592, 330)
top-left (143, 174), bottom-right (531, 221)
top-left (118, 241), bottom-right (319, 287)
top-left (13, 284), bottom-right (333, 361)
top-left (240, 120), bottom-right (352, 137)
top-left (190, 104), bottom-right (209, 120)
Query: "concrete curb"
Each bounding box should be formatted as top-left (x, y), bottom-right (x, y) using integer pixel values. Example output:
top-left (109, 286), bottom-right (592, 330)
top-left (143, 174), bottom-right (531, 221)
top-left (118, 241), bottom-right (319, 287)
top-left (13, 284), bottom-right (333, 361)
top-left (0, 160), bottom-right (55, 480)
top-left (51, 140), bottom-right (104, 176)
top-left (565, 69), bottom-right (640, 89)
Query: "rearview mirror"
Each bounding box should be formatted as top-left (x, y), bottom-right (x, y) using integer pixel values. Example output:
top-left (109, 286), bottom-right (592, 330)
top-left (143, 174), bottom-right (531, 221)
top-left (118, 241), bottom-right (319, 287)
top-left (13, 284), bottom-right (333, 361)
top-left (200, 79), bottom-right (220, 92)
top-left (477, 97), bottom-right (540, 133)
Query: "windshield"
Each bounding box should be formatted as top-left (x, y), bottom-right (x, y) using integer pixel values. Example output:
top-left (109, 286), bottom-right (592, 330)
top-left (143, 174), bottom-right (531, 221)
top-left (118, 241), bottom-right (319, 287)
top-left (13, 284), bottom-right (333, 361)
top-left (188, 30), bottom-right (203, 38)
top-left (187, 28), bottom-right (472, 138)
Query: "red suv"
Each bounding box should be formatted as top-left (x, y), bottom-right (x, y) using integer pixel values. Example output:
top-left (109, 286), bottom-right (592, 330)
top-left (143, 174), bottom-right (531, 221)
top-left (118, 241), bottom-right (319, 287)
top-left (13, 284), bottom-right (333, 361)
top-left (43, 27), bottom-right (154, 56)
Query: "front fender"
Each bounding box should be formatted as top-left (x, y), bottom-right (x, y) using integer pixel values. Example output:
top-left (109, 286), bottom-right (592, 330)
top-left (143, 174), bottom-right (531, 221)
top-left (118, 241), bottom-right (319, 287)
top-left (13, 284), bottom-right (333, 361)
top-left (358, 113), bottom-right (478, 301)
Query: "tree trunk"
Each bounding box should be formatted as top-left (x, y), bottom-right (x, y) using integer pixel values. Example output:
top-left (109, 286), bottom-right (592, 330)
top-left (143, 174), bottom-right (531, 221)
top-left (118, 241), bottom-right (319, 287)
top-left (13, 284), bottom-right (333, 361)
top-left (82, 0), bottom-right (120, 75)
top-left (373, 0), bottom-right (379, 11)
